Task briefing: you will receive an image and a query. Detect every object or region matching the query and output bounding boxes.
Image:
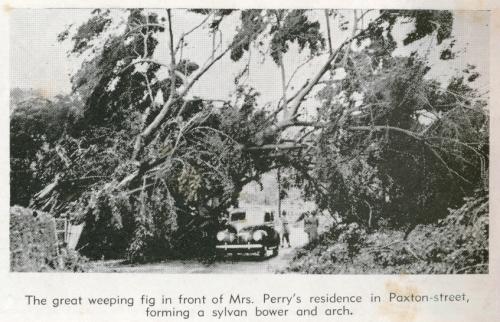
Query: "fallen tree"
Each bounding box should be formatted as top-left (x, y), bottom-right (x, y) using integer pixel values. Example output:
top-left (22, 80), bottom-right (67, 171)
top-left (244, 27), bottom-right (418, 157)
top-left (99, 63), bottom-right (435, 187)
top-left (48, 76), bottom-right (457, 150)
top-left (19, 9), bottom-right (487, 262)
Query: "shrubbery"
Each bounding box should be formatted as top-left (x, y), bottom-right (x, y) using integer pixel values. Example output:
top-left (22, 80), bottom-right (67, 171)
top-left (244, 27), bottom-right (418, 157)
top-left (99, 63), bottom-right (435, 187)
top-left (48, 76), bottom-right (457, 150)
top-left (285, 191), bottom-right (488, 274)
top-left (10, 206), bottom-right (88, 272)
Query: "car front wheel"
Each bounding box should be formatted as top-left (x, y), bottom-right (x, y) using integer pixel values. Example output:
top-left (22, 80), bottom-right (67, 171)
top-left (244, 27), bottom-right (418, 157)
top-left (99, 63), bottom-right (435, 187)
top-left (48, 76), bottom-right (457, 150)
top-left (259, 246), bottom-right (268, 258)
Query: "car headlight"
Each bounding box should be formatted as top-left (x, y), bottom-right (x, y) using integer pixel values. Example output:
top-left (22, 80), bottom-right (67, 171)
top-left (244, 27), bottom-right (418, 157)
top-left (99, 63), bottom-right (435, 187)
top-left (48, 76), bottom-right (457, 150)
top-left (216, 231), bottom-right (227, 241)
top-left (253, 230), bottom-right (265, 241)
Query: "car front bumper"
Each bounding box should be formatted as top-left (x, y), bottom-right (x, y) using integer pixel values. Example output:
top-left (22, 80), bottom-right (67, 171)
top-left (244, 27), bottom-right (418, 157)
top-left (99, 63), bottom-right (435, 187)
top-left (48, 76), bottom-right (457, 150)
top-left (216, 244), bottom-right (264, 253)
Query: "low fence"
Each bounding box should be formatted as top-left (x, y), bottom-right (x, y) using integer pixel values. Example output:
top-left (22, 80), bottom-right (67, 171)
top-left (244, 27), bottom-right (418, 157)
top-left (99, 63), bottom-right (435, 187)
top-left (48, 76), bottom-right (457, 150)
top-left (55, 216), bottom-right (84, 249)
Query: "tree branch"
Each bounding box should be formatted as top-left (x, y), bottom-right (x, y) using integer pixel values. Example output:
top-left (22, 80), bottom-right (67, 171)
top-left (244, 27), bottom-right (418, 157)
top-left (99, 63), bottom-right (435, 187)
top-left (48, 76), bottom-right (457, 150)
top-left (174, 13), bottom-right (212, 55)
top-left (324, 10), bottom-right (333, 55)
top-left (349, 125), bottom-right (473, 183)
top-left (244, 143), bottom-right (308, 151)
top-left (167, 9), bottom-right (177, 101)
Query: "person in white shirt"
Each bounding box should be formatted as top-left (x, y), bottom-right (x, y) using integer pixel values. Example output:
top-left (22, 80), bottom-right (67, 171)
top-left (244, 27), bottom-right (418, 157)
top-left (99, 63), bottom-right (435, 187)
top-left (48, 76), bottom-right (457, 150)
top-left (280, 210), bottom-right (291, 248)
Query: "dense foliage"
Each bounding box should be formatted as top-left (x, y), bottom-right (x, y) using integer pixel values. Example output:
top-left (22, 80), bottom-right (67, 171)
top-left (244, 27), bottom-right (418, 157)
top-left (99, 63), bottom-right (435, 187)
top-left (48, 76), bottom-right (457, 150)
top-left (285, 189), bottom-right (488, 274)
top-left (10, 92), bottom-right (82, 206)
top-left (304, 55), bottom-right (488, 232)
top-left (10, 9), bottom-right (489, 268)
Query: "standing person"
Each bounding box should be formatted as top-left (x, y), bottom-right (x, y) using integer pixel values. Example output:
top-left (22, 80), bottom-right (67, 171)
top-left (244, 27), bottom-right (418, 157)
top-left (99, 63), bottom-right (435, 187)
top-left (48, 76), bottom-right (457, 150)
top-left (301, 211), bottom-right (313, 243)
top-left (309, 210), bottom-right (320, 242)
top-left (280, 210), bottom-right (291, 248)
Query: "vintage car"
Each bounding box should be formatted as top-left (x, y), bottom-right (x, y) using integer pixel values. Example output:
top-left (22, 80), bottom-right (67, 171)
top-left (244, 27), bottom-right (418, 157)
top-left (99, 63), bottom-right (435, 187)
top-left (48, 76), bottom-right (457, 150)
top-left (215, 208), bottom-right (280, 258)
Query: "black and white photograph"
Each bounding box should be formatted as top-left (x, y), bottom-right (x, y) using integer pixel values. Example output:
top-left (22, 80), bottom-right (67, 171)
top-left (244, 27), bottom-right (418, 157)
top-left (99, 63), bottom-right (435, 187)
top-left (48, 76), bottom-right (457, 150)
top-left (9, 8), bottom-right (489, 274)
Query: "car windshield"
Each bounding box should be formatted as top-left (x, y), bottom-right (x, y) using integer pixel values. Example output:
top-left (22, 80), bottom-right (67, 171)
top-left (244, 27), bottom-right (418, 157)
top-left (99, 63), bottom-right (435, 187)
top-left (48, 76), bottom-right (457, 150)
top-left (230, 212), bottom-right (246, 222)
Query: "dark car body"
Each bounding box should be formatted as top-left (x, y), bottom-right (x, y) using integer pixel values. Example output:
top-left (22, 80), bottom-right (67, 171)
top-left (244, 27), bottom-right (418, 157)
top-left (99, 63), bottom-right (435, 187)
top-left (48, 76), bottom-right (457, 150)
top-left (215, 209), bottom-right (280, 258)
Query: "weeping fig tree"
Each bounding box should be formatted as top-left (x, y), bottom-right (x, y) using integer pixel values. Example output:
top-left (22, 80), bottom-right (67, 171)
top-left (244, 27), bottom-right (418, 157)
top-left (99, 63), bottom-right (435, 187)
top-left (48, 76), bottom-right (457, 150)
top-left (27, 8), bottom-right (486, 260)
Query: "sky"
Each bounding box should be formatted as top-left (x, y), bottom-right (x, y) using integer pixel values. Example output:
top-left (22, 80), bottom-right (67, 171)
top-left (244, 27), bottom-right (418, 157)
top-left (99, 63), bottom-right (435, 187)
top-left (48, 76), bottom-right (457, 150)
top-left (9, 9), bottom-right (490, 108)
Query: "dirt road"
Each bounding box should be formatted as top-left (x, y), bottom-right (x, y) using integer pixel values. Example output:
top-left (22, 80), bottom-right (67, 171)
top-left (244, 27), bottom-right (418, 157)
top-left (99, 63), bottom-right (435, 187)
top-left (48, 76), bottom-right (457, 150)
top-left (88, 225), bottom-right (309, 274)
